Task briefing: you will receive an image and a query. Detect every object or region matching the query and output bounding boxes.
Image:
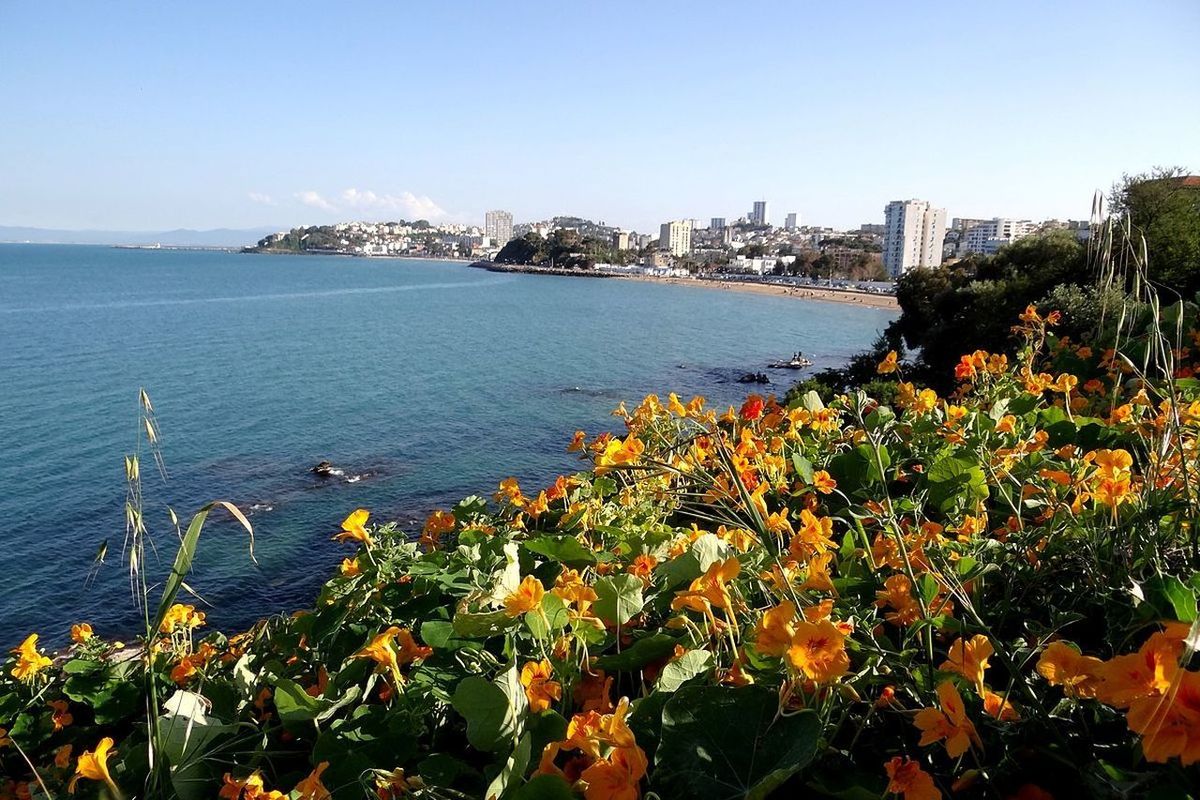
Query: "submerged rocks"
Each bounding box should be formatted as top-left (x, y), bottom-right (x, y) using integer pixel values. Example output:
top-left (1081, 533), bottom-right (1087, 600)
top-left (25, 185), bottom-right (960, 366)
top-left (737, 372), bottom-right (771, 385)
top-left (311, 460), bottom-right (335, 477)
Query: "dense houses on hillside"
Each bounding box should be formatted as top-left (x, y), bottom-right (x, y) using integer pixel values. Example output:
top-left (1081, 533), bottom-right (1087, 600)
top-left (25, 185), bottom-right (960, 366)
top-left (252, 198), bottom-right (1092, 283)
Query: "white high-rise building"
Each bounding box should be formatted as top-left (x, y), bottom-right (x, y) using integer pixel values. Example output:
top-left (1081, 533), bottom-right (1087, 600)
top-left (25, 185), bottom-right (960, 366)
top-left (485, 210), bottom-right (514, 247)
top-left (659, 220), bottom-right (693, 257)
top-left (960, 218), bottom-right (1038, 255)
top-left (784, 212), bottom-right (800, 230)
top-left (883, 200), bottom-right (947, 277)
top-left (750, 200), bottom-right (770, 226)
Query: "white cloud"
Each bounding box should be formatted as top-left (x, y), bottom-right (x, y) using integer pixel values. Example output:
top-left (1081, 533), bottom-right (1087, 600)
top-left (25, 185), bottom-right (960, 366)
top-left (292, 188), bottom-right (447, 221)
top-left (296, 190), bottom-right (337, 212)
top-left (338, 188), bottom-right (446, 220)
top-left (247, 191), bottom-right (277, 206)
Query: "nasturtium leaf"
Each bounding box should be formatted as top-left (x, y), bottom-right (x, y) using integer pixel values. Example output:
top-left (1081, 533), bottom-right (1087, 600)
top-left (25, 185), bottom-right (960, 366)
top-left (422, 619), bottom-right (480, 650)
top-left (594, 574), bottom-right (644, 626)
top-left (159, 691), bottom-right (238, 800)
top-left (523, 535), bottom-right (597, 567)
top-left (525, 593), bottom-right (569, 640)
top-left (1144, 575), bottom-right (1198, 623)
top-left (791, 454), bottom-right (815, 484)
top-left (595, 633), bottom-right (680, 671)
top-left (453, 610), bottom-right (517, 638)
top-left (512, 774), bottom-right (576, 800)
top-left (690, 533), bottom-right (731, 573)
top-left (419, 753), bottom-right (477, 787)
top-left (801, 390), bottom-right (825, 412)
top-left (486, 731), bottom-right (531, 800)
top-left (62, 663), bottom-right (140, 724)
top-left (450, 666), bottom-right (527, 753)
top-left (654, 685), bottom-right (820, 799)
top-left (925, 454), bottom-right (989, 512)
top-left (272, 676), bottom-right (331, 723)
top-left (655, 649), bottom-right (713, 693)
top-left (865, 405), bottom-right (895, 431)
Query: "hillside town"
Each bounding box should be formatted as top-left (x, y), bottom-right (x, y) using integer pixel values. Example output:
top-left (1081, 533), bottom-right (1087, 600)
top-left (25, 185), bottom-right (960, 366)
top-left (248, 197), bottom-right (1094, 289)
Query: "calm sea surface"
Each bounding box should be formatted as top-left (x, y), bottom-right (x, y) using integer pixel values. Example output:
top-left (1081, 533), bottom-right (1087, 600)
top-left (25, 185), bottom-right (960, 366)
top-left (0, 244), bottom-right (894, 646)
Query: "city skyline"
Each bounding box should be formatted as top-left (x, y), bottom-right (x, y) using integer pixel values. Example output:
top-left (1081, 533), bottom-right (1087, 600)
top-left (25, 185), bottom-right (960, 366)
top-left (1, 1), bottom-right (1197, 233)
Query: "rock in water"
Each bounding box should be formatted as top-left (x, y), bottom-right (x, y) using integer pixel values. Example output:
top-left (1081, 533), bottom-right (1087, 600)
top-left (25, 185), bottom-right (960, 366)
top-left (311, 460), bottom-right (334, 477)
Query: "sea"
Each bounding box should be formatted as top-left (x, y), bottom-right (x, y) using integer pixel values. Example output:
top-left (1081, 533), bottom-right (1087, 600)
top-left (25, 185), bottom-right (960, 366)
top-left (0, 244), bottom-right (895, 647)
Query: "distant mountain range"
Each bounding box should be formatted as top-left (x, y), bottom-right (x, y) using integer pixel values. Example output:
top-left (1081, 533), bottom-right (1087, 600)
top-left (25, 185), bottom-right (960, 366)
top-left (0, 225), bottom-right (281, 248)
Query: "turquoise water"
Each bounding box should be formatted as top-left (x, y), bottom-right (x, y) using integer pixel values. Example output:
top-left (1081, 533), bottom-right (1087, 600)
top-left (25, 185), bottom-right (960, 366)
top-left (0, 244), bottom-right (894, 646)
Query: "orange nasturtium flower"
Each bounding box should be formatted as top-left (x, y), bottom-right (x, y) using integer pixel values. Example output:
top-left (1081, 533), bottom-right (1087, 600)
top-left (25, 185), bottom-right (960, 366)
top-left (220, 772), bottom-right (274, 800)
top-left (49, 699), bottom-right (74, 731)
top-left (69, 737), bottom-right (121, 797)
top-left (567, 430), bottom-right (587, 452)
top-left (1126, 667), bottom-right (1200, 765)
top-left (982, 689), bottom-right (1020, 721)
top-left (1036, 641), bottom-right (1104, 699)
top-left (671, 557), bottom-right (741, 615)
top-left (740, 395), bottom-right (765, 421)
top-left (913, 681), bottom-right (981, 758)
top-left (754, 600), bottom-right (797, 657)
top-left (70, 623), bottom-right (94, 644)
top-left (884, 756), bottom-right (940, 800)
top-left (595, 435), bottom-right (645, 475)
top-left (334, 508), bottom-right (373, 547)
top-left (353, 626), bottom-right (431, 686)
top-left (505, 575), bottom-right (547, 617)
top-left (877, 350), bottom-right (899, 374)
top-left (293, 761), bottom-right (332, 800)
top-left (579, 744), bottom-right (648, 800)
top-left (812, 470), bottom-right (837, 494)
top-left (1094, 631), bottom-right (1182, 708)
top-left (520, 659), bottom-right (563, 713)
top-left (785, 619), bottom-right (850, 683)
top-left (940, 635), bottom-right (993, 692)
top-left (10, 633), bottom-right (53, 682)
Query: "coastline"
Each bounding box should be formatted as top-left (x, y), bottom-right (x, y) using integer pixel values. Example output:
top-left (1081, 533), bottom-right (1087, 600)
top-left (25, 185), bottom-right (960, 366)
top-left (474, 261), bottom-right (898, 309)
top-left (614, 274), bottom-right (899, 309)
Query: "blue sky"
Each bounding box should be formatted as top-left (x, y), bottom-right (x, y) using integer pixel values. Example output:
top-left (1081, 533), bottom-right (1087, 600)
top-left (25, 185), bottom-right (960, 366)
top-left (1, 1), bottom-right (1197, 233)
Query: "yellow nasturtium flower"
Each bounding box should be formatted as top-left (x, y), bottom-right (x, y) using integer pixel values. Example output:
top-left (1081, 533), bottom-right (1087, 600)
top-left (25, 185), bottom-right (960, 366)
top-left (520, 659), bottom-right (562, 713)
top-left (10, 633), bottom-right (53, 682)
top-left (940, 635), bottom-right (993, 692)
top-left (70, 623), bottom-right (94, 644)
top-left (69, 737), bottom-right (121, 797)
top-left (877, 350), bottom-right (899, 374)
top-left (504, 576), bottom-right (546, 617)
top-left (159, 603), bottom-right (206, 634)
top-left (334, 508), bottom-right (373, 548)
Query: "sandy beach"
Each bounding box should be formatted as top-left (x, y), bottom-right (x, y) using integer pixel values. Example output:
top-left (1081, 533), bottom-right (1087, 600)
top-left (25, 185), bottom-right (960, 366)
top-left (615, 274), bottom-right (899, 310)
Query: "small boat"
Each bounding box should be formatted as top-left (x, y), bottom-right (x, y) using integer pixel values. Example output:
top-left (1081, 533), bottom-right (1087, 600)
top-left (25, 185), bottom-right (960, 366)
top-left (768, 352), bottom-right (813, 369)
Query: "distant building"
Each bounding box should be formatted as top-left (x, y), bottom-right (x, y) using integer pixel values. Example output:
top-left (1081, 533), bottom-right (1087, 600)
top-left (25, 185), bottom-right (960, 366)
top-left (960, 218), bottom-right (1038, 255)
top-left (784, 212), bottom-right (800, 230)
top-left (612, 230), bottom-right (630, 251)
top-left (485, 210), bottom-right (514, 247)
top-left (659, 220), bottom-right (693, 256)
top-left (859, 223), bottom-right (886, 235)
top-left (951, 217), bottom-right (989, 232)
top-left (883, 199), bottom-right (947, 277)
top-left (710, 217), bottom-right (726, 231)
top-left (749, 201), bottom-right (770, 226)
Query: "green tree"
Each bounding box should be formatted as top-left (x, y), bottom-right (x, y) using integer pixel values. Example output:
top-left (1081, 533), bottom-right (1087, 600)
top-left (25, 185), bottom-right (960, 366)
top-left (1110, 167), bottom-right (1200, 297)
